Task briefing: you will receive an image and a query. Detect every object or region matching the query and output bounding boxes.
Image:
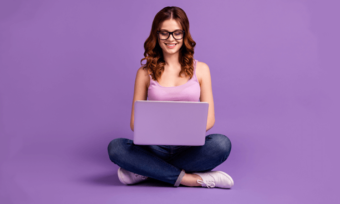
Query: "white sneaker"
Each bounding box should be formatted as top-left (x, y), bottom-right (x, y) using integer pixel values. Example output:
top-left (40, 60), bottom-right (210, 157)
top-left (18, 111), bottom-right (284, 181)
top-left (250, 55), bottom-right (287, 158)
top-left (193, 171), bottom-right (234, 188)
top-left (117, 167), bottom-right (148, 185)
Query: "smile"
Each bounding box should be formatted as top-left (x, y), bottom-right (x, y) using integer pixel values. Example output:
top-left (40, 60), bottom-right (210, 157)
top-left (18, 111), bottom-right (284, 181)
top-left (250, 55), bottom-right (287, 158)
top-left (165, 43), bottom-right (177, 48)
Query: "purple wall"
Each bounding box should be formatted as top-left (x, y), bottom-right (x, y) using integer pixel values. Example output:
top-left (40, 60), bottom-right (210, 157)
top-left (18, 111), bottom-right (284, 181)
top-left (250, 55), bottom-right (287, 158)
top-left (0, 0), bottom-right (339, 203)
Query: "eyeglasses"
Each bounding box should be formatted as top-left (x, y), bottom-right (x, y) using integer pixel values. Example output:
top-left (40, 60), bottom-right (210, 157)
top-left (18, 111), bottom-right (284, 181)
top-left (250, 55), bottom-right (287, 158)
top-left (157, 30), bottom-right (185, 40)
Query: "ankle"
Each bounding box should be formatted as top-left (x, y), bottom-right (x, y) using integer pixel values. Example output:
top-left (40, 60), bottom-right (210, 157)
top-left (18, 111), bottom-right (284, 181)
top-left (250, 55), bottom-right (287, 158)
top-left (192, 173), bottom-right (203, 182)
top-left (180, 173), bottom-right (203, 187)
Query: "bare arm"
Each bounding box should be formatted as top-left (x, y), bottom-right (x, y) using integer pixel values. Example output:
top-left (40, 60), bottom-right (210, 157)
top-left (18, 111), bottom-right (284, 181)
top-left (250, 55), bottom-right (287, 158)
top-left (130, 67), bottom-right (149, 131)
top-left (198, 62), bottom-right (216, 131)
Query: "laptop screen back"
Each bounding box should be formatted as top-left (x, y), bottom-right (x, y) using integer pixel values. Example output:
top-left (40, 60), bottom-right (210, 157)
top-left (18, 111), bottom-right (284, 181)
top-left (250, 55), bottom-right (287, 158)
top-left (133, 100), bottom-right (209, 146)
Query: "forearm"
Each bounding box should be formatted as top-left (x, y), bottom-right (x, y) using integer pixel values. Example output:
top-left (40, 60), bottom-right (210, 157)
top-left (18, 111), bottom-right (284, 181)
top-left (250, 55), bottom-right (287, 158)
top-left (130, 122), bottom-right (134, 132)
top-left (206, 118), bottom-right (215, 132)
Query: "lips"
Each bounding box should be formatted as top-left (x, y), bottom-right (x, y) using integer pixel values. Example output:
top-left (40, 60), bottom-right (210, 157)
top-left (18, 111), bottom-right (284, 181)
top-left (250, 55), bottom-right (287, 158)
top-left (165, 43), bottom-right (177, 49)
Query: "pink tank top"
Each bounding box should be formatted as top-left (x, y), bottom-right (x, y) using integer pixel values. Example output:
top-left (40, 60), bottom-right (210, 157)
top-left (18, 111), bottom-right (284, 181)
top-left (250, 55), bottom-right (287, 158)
top-left (147, 59), bottom-right (200, 102)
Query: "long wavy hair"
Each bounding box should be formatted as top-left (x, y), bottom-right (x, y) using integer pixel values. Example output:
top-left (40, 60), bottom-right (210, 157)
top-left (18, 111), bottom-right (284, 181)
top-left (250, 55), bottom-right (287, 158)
top-left (140, 6), bottom-right (196, 82)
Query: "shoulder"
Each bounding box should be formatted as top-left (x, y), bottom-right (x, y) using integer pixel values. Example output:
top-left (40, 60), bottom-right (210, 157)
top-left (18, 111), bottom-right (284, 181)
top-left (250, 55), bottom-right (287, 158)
top-left (195, 61), bottom-right (211, 85)
top-left (136, 66), bottom-right (151, 89)
top-left (137, 65), bottom-right (150, 75)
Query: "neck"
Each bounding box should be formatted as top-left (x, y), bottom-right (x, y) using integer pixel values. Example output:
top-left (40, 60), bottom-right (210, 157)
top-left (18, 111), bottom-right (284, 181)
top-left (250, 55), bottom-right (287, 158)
top-left (162, 51), bottom-right (181, 71)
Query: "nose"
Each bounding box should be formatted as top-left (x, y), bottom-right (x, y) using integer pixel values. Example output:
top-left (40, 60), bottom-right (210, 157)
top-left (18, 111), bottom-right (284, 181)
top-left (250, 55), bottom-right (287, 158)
top-left (168, 33), bottom-right (175, 41)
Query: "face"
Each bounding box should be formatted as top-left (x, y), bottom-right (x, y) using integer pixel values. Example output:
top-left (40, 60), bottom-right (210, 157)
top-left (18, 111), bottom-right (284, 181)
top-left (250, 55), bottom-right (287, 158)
top-left (157, 19), bottom-right (184, 55)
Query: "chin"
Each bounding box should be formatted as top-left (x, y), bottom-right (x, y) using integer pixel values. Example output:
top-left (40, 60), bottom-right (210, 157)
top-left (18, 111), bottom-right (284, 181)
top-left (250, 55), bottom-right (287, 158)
top-left (165, 50), bottom-right (179, 54)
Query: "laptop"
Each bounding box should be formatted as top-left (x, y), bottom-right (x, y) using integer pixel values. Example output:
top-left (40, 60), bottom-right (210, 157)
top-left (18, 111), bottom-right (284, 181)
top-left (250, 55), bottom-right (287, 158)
top-left (133, 100), bottom-right (209, 146)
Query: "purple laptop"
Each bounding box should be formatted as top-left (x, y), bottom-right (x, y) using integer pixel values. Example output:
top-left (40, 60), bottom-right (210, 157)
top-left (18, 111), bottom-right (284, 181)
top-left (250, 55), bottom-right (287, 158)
top-left (133, 100), bottom-right (209, 146)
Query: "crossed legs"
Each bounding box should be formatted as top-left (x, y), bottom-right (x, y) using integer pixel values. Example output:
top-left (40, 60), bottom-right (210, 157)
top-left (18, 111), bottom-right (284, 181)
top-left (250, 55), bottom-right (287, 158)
top-left (108, 134), bottom-right (232, 187)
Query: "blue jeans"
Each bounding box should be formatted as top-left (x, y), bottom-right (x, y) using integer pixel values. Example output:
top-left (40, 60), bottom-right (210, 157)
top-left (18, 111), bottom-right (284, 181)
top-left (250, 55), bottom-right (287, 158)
top-left (107, 133), bottom-right (232, 187)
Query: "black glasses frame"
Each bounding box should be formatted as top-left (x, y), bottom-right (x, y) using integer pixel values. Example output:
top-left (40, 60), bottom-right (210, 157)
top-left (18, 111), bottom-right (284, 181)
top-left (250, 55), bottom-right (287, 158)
top-left (157, 30), bottom-right (185, 40)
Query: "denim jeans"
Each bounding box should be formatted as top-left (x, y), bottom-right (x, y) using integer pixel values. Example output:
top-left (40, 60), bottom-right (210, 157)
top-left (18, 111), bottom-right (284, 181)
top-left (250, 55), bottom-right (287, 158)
top-left (107, 133), bottom-right (232, 187)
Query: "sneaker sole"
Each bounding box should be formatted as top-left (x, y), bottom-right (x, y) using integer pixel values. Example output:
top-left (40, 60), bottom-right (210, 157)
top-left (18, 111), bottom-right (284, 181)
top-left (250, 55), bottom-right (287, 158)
top-left (117, 167), bottom-right (128, 185)
top-left (215, 171), bottom-right (234, 187)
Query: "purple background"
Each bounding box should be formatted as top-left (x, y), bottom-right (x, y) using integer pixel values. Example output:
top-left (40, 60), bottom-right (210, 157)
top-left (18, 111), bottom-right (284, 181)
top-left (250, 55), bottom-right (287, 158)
top-left (1, 0), bottom-right (339, 203)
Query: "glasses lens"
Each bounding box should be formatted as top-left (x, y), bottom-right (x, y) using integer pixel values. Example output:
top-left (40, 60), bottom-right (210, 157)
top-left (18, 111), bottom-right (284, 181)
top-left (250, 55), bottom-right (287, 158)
top-left (159, 31), bottom-right (184, 40)
top-left (159, 31), bottom-right (169, 40)
top-left (173, 31), bottom-right (184, 39)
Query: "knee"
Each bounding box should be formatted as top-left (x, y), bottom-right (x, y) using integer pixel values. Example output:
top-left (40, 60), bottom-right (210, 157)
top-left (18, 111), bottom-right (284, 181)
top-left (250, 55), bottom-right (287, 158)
top-left (107, 138), bottom-right (129, 163)
top-left (209, 134), bottom-right (232, 159)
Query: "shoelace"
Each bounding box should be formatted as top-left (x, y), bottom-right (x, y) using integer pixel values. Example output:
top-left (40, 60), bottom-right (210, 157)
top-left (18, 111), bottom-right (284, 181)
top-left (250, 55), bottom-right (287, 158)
top-left (197, 179), bottom-right (216, 188)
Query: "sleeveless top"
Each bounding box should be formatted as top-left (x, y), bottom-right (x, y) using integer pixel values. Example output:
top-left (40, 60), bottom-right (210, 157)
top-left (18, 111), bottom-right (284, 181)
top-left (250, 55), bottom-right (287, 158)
top-left (147, 59), bottom-right (200, 102)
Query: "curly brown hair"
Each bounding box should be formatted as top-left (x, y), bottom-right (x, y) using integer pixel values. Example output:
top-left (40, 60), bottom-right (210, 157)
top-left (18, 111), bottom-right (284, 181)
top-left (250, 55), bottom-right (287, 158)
top-left (140, 6), bottom-right (196, 82)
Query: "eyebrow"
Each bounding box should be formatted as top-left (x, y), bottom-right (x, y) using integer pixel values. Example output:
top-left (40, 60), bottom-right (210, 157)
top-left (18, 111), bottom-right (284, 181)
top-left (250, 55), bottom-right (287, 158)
top-left (160, 29), bottom-right (182, 32)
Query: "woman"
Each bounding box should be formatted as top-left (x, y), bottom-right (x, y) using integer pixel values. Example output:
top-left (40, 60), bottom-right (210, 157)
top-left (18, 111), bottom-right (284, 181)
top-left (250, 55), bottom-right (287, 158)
top-left (107, 6), bottom-right (234, 189)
